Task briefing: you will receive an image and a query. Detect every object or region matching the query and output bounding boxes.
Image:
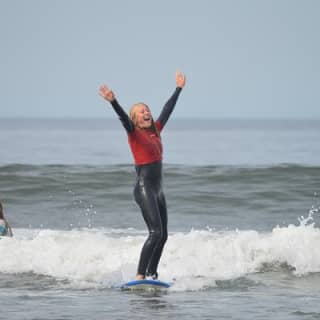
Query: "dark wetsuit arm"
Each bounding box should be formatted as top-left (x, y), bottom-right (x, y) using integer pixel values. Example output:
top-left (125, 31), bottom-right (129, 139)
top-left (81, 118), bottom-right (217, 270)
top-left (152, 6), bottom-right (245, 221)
top-left (110, 99), bottom-right (135, 133)
top-left (157, 87), bottom-right (182, 128)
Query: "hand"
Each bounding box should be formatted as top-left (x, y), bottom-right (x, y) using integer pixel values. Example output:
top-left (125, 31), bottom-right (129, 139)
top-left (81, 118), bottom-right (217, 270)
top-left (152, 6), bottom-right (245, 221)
top-left (99, 85), bottom-right (115, 102)
top-left (175, 71), bottom-right (186, 88)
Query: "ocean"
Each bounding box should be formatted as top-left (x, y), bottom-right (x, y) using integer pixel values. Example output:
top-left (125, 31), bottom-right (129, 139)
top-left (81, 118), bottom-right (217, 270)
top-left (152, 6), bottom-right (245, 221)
top-left (0, 118), bottom-right (319, 319)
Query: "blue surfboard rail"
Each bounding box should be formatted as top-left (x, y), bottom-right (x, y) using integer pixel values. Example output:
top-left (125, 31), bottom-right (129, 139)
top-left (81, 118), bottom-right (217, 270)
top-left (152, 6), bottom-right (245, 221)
top-left (121, 279), bottom-right (171, 290)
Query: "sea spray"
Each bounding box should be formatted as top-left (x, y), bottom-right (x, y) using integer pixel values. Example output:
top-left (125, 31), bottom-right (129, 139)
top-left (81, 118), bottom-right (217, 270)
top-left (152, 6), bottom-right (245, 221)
top-left (1, 222), bottom-right (320, 291)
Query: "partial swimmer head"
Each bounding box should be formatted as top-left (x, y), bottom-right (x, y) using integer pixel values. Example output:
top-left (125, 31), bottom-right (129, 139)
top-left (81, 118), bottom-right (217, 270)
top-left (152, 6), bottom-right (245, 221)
top-left (129, 103), bottom-right (153, 129)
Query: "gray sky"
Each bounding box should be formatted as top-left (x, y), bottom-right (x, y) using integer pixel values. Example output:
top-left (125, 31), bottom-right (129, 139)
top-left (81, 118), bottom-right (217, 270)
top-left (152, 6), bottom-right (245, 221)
top-left (0, 0), bottom-right (319, 119)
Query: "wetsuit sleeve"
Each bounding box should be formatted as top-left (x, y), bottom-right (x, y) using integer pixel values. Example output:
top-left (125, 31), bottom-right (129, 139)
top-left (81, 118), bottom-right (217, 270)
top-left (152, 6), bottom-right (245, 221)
top-left (110, 99), bottom-right (135, 133)
top-left (157, 87), bottom-right (182, 128)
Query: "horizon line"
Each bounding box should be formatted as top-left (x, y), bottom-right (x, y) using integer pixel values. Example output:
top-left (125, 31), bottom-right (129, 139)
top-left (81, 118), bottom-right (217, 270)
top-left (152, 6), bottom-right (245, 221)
top-left (0, 116), bottom-right (319, 121)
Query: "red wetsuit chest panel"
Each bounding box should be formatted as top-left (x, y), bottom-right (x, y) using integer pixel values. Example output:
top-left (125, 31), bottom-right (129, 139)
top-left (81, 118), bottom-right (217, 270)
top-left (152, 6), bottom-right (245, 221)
top-left (128, 121), bottom-right (163, 165)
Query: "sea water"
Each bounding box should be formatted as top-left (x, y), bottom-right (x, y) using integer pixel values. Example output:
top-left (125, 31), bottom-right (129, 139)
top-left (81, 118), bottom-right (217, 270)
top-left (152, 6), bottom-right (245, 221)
top-left (0, 118), bottom-right (319, 319)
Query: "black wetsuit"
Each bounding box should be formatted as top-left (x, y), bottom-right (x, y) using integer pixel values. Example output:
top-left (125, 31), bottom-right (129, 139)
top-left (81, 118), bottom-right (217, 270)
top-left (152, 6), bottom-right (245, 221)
top-left (111, 87), bottom-right (182, 277)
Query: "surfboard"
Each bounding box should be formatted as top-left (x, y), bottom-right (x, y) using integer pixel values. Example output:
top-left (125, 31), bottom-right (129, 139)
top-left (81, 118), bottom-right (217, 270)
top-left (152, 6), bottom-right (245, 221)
top-left (121, 279), bottom-right (171, 291)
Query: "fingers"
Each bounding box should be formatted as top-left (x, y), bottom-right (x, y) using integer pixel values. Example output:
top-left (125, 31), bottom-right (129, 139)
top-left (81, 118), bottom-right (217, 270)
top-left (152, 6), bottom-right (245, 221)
top-left (99, 84), bottom-right (110, 93)
top-left (176, 71), bottom-right (185, 80)
top-left (99, 84), bottom-right (115, 101)
top-left (175, 71), bottom-right (186, 88)
top-left (99, 85), bottom-right (111, 95)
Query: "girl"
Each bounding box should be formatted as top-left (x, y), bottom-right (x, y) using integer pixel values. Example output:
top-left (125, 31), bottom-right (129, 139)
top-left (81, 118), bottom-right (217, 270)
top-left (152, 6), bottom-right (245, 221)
top-left (99, 72), bottom-right (186, 280)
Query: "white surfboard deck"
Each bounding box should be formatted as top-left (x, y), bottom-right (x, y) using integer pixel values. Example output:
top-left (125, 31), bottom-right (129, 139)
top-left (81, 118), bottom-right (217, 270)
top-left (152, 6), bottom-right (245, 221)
top-left (121, 279), bottom-right (171, 291)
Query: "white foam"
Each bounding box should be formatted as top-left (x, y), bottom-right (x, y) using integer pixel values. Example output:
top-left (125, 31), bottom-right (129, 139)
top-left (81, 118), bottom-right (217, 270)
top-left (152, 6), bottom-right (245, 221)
top-left (1, 221), bottom-right (320, 291)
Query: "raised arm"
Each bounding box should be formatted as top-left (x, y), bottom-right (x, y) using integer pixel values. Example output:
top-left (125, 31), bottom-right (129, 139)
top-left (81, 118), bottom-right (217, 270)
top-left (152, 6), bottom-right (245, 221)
top-left (157, 71), bottom-right (186, 128)
top-left (99, 85), bottom-right (134, 133)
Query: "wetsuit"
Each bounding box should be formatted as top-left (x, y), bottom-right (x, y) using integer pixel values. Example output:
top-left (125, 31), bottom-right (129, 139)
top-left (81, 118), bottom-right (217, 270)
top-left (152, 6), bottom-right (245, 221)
top-left (0, 219), bottom-right (7, 236)
top-left (110, 87), bottom-right (182, 278)
top-left (0, 218), bottom-right (12, 237)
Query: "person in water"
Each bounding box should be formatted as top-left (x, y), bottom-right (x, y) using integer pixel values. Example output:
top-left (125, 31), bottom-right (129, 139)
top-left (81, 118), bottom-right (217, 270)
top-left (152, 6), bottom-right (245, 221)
top-left (0, 201), bottom-right (13, 237)
top-left (99, 71), bottom-right (186, 280)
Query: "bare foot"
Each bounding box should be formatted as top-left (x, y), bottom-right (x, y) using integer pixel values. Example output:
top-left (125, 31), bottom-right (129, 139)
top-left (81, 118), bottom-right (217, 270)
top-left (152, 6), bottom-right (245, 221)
top-left (136, 274), bottom-right (145, 280)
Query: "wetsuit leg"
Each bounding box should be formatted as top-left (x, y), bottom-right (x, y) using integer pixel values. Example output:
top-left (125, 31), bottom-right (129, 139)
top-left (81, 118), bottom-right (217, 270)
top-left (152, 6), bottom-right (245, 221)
top-left (134, 182), bottom-right (165, 276)
top-left (146, 191), bottom-right (168, 277)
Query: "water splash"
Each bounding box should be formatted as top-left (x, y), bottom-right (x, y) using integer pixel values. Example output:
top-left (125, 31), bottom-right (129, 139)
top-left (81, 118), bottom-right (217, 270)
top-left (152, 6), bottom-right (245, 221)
top-left (1, 221), bottom-right (320, 291)
top-left (298, 204), bottom-right (320, 227)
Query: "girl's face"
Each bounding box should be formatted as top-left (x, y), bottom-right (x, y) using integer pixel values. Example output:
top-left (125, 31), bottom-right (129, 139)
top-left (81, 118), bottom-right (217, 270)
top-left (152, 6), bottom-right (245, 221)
top-left (131, 104), bottom-right (153, 129)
